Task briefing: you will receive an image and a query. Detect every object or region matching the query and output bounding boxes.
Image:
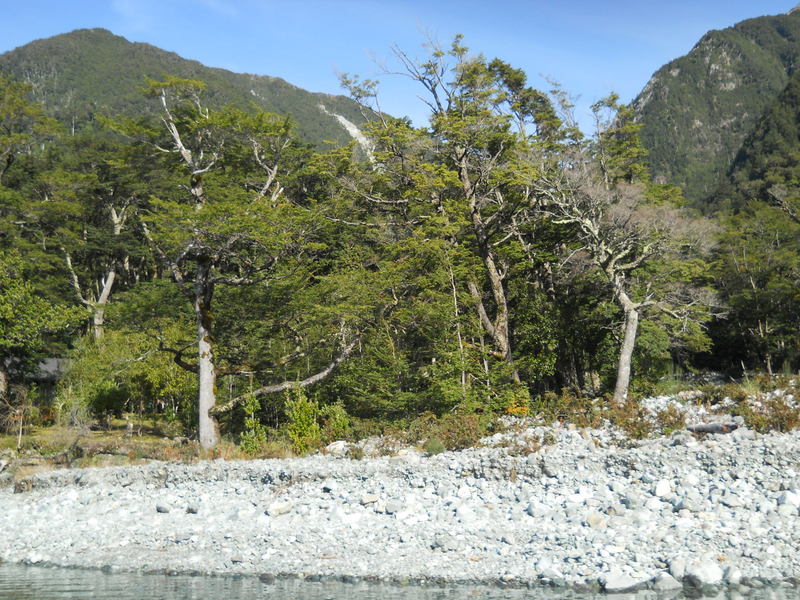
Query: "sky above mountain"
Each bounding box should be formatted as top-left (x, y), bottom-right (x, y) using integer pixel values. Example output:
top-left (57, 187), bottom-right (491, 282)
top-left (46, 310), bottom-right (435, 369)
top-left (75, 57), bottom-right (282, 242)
top-left (0, 0), bottom-right (796, 133)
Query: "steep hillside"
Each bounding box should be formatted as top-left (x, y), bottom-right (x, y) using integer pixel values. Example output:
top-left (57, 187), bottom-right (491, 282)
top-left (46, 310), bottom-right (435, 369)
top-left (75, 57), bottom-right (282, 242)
top-left (632, 9), bottom-right (800, 204)
top-left (0, 28), bottom-right (367, 148)
top-left (711, 68), bottom-right (800, 216)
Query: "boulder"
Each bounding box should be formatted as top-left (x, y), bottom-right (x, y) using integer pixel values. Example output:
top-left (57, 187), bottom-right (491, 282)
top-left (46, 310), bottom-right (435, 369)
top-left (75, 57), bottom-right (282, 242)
top-left (599, 568), bottom-right (650, 593)
top-left (684, 560), bottom-right (724, 588)
top-left (652, 571), bottom-right (682, 591)
top-left (325, 441), bottom-right (349, 457)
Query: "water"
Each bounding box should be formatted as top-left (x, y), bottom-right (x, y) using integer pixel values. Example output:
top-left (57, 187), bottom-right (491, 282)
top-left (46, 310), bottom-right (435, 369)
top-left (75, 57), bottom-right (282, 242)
top-left (0, 563), bottom-right (590, 600)
top-left (0, 563), bottom-right (795, 599)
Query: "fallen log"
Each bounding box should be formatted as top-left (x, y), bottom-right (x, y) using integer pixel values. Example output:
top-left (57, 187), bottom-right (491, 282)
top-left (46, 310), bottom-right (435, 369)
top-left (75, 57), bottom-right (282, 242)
top-left (687, 423), bottom-right (739, 434)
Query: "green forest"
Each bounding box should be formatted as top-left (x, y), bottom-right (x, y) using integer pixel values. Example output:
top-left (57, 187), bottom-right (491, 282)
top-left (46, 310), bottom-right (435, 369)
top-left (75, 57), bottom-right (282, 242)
top-left (1, 36), bottom-right (799, 457)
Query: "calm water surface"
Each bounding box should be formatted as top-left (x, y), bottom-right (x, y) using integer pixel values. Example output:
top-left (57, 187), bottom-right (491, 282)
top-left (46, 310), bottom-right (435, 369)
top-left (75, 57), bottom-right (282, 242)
top-left (0, 563), bottom-right (590, 600)
top-left (0, 563), bottom-right (794, 600)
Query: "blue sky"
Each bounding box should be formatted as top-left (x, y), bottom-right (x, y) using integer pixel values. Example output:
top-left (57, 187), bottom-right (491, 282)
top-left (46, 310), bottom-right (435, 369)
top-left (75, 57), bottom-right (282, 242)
top-left (0, 1), bottom-right (796, 132)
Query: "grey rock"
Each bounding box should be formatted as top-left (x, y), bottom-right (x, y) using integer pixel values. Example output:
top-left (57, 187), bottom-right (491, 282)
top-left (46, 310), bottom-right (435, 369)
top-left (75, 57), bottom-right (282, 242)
top-left (684, 561), bottom-right (724, 587)
top-left (155, 504), bottom-right (170, 514)
top-left (724, 565), bottom-right (742, 585)
top-left (431, 533), bottom-right (465, 552)
top-left (383, 500), bottom-right (403, 515)
top-left (600, 568), bottom-right (650, 593)
top-left (652, 571), bottom-right (682, 591)
top-left (325, 441), bottom-right (349, 456)
top-left (668, 556), bottom-right (687, 580)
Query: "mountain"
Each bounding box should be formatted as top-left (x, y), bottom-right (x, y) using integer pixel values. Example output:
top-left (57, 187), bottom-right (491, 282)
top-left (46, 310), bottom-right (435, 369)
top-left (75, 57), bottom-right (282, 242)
top-left (0, 28), bottom-right (368, 149)
top-left (632, 8), bottom-right (800, 204)
top-left (711, 68), bottom-right (800, 214)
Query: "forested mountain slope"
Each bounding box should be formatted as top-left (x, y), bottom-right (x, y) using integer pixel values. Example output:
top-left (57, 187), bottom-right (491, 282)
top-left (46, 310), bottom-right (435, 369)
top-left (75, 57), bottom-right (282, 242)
top-left (632, 7), bottom-right (800, 204)
top-left (713, 68), bottom-right (800, 217)
top-left (0, 28), bottom-right (367, 148)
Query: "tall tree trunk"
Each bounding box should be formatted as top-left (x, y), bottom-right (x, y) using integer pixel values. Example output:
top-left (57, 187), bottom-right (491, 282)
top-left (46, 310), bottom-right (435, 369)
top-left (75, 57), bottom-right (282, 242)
top-left (0, 363), bottom-right (8, 400)
top-left (483, 250), bottom-right (519, 382)
top-left (457, 153), bottom-right (519, 383)
top-left (194, 259), bottom-right (219, 449)
top-left (613, 300), bottom-right (639, 403)
top-left (444, 252), bottom-right (468, 402)
top-left (91, 269), bottom-right (116, 341)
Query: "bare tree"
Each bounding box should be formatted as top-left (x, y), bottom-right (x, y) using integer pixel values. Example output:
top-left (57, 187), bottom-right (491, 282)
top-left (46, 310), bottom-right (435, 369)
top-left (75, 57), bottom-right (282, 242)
top-left (539, 163), bottom-right (718, 402)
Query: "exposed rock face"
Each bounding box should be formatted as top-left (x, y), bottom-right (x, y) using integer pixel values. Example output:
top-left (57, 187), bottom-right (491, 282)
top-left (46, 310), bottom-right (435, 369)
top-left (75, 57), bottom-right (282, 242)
top-left (633, 10), bottom-right (800, 204)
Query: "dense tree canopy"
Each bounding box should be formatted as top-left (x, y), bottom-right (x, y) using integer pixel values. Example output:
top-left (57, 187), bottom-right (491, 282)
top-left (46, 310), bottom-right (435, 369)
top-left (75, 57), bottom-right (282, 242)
top-left (0, 36), bottom-right (796, 449)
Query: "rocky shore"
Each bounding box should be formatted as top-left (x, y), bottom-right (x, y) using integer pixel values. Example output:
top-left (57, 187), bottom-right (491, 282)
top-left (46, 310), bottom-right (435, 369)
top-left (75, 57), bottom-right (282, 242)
top-left (1, 398), bottom-right (800, 598)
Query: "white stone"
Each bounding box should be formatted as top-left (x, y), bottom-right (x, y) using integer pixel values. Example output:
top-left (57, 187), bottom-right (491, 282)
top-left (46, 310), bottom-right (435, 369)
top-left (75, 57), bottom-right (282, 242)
top-left (266, 499), bottom-right (293, 517)
top-left (534, 556), bottom-right (562, 579)
top-left (526, 500), bottom-right (550, 518)
top-left (601, 568), bottom-right (649, 593)
top-left (455, 504), bottom-right (477, 523)
top-left (647, 496), bottom-right (667, 511)
top-left (685, 561), bottom-right (724, 587)
top-left (653, 479), bottom-right (671, 497)
top-left (724, 565), bottom-right (742, 585)
top-left (325, 440), bottom-right (349, 456)
top-left (668, 556), bottom-right (687, 580)
top-left (777, 490), bottom-right (800, 507)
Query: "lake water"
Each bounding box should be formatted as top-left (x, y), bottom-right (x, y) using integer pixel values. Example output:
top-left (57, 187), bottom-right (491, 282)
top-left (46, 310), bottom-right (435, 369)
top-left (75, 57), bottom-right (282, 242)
top-left (0, 563), bottom-right (796, 599)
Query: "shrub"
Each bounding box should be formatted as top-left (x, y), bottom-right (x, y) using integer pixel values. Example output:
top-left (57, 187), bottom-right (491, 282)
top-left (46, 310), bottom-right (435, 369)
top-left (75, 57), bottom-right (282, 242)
top-left (285, 387), bottom-right (321, 455)
top-left (532, 389), bottom-right (604, 429)
top-left (423, 436), bottom-right (446, 455)
top-left (238, 394), bottom-right (267, 456)
top-left (607, 396), bottom-right (653, 439)
top-left (406, 411), bottom-right (488, 451)
top-left (655, 403), bottom-right (687, 435)
top-left (320, 401), bottom-right (350, 443)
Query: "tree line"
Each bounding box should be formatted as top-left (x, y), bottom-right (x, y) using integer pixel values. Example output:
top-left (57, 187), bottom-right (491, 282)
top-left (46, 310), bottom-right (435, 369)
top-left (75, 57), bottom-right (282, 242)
top-left (1, 38), bottom-right (797, 449)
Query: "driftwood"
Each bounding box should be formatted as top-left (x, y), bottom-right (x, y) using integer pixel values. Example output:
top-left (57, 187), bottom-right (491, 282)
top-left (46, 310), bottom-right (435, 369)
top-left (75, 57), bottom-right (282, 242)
top-left (687, 423), bottom-right (739, 434)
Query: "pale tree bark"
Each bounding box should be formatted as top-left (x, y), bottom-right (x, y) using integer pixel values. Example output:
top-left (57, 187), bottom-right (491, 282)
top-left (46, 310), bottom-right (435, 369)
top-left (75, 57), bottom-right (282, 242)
top-left (0, 363), bottom-right (8, 400)
top-left (613, 290), bottom-right (640, 403)
top-left (194, 258), bottom-right (219, 449)
top-left (457, 152), bottom-right (520, 383)
top-left (210, 337), bottom-right (359, 417)
top-left (148, 80), bottom-right (340, 449)
top-left (63, 204), bottom-right (128, 341)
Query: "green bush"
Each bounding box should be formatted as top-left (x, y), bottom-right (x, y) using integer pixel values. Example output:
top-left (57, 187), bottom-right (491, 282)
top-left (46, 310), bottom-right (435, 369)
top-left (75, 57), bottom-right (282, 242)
top-left (238, 394), bottom-right (267, 456)
top-left (320, 401), bottom-right (350, 443)
top-left (285, 387), bottom-right (321, 454)
top-left (423, 436), bottom-right (446, 455)
top-left (406, 411), bottom-right (489, 451)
